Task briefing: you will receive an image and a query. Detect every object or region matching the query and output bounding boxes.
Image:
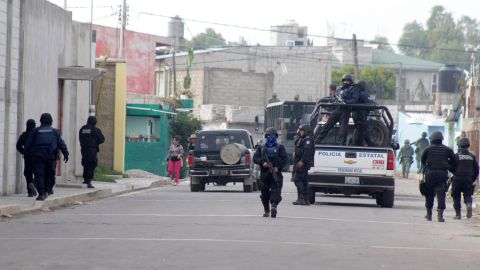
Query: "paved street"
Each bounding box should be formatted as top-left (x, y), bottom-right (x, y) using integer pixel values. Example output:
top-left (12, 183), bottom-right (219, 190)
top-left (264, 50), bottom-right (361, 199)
top-left (1, 174), bottom-right (480, 270)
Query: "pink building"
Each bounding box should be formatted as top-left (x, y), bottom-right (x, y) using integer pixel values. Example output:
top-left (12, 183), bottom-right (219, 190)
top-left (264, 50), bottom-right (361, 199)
top-left (94, 25), bottom-right (174, 95)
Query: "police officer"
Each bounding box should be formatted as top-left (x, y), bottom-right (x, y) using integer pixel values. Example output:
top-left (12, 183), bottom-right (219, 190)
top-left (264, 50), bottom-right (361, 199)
top-left (79, 116), bottom-right (105, 188)
top-left (421, 131), bottom-right (456, 222)
top-left (292, 124), bottom-right (315, 206)
top-left (397, 139), bottom-right (414, 178)
top-left (268, 93), bottom-right (280, 104)
top-left (413, 132), bottom-right (429, 173)
top-left (316, 74), bottom-right (359, 145)
top-left (451, 138), bottom-right (479, 219)
top-left (352, 80), bottom-right (375, 146)
top-left (253, 127), bottom-right (288, 218)
top-left (16, 119), bottom-right (37, 197)
top-left (25, 113), bottom-right (69, 201)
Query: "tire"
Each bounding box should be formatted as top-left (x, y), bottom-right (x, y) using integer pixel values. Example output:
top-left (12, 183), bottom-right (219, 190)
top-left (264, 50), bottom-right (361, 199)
top-left (308, 189), bottom-right (316, 204)
top-left (375, 193), bottom-right (383, 206)
top-left (381, 190), bottom-right (394, 208)
top-left (199, 182), bottom-right (206, 192)
top-left (367, 119), bottom-right (389, 147)
top-left (243, 184), bottom-right (253, 193)
top-left (190, 183), bottom-right (200, 192)
top-left (252, 181), bottom-right (258, 192)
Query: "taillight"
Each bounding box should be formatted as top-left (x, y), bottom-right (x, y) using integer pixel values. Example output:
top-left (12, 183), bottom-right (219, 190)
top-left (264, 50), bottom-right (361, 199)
top-left (245, 154), bottom-right (251, 165)
top-left (387, 151), bottom-right (395, 170)
top-left (188, 154), bottom-right (193, 166)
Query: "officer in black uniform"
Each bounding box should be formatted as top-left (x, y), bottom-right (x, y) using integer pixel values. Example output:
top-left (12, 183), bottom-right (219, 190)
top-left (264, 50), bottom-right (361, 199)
top-left (16, 119), bottom-right (37, 197)
top-left (253, 127), bottom-right (288, 218)
top-left (421, 131), bottom-right (456, 222)
top-left (451, 138), bottom-right (479, 219)
top-left (352, 80), bottom-right (376, 146)
top-left (316, 74), bottom-right (359, 145)
top-left (292, 124), bottom-right (315, 206)
top-left (79, 116), bottom-right (105, 188)
top-left (25, 113), bottom-right (69, 201)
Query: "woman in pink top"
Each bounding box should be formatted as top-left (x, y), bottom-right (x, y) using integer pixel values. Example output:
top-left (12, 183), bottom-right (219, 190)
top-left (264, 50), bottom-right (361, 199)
top-left (167, 136), bottom-right (184, 185)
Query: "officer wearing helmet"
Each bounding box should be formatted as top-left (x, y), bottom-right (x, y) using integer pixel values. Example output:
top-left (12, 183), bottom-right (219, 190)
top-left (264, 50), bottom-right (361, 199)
top-left (253, 127), bottom-right (288, 218)
top-left (25, 113), bottom-right (69, 201)
top-left (413, 132), bottom-right (429, 173)
top-left (421, 131), bottom-right (456, 222)
top-left (352, 80), bottom-right (376, 146)
top-left (316, 74), bottom-right (359, 145)
top-left (268, 93), bottom-right (280, 104)
top-left (397, 139), bottom-right (414, 178)
top-left (451, 137), bottom-right (479, 219)
top-left (292, 124), bottom-right (315, 205)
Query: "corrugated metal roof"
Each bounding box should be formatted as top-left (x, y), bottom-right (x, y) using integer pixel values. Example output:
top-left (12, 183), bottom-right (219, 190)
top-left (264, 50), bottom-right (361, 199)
top-left (372, 50), bottom-right (443, 71)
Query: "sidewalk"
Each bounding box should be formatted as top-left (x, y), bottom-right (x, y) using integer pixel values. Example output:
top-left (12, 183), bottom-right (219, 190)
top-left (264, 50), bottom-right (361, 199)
top-left (0, 177), bottom-right (170, 218)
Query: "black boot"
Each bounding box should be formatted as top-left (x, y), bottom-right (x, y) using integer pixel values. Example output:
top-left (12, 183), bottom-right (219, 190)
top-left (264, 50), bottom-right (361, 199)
top-left (425, 208), bottom-right (432, 221)
top-left (303, 193), bottom-right (310, 205)
top-left (36, 195), bottom-right (46, 201)
top-left (270, 204), bottom-right (277, 218)
top-left (466, 203), bottom-right (473, 219)
top-left (292, 191), bottom-right (303, 205)
top-left (437, 209), bottom-right (445, 222)
top-left (262, 201), bottom-right (270, 217)
top-left (86, 179), bottom-right (95, 188)
top-left (453, 208), bottom-right (461, 220)
top-left (28, 183), bottom-right (37, 197)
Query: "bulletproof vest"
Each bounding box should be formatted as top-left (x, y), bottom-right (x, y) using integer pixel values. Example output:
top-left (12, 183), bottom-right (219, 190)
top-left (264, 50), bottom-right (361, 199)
top-left (33, 127), bottom-right (57, 153)
top-left (425, 144), bottom-right (451, 170)
top-left (80, 126), bottom-right (98, 148)
top-left (294, 137), bottom-right (304, 162)
top-left (455, 150), bottom-right (474, 177)
top-left (359, 90), bottom-right (374, 104)
top-left (263, 144), bottom-right (278, 164)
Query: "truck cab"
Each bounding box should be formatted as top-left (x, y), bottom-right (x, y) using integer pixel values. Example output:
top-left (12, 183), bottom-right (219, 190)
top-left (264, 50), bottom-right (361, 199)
top-left (308, 103), bottom-right (399, 207)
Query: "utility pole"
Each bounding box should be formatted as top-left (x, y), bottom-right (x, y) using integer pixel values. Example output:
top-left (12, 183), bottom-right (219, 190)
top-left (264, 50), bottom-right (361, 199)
top-left (172, 38), bottom-right (177, 96)
top-left (119, 0), bottom-right (127, 59)
top-left (352, 34), bottom-right (360, 81)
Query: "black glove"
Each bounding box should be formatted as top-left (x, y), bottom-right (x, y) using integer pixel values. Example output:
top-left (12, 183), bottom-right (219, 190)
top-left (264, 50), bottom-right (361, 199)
top-left (63, 155), bottom-right (69, 163)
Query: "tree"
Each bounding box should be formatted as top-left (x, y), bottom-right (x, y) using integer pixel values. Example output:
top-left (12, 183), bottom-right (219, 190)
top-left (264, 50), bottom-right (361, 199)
top-left (188, 28), bottom-right (227, 50)
top-left (331, 66), bottom-right (397, 100)
top-left (169, 112), bottom-right (201, 151)
top-left (398, 5), bottom-right (480, 70)
top-left (370, 36), bottom-right (394, 52)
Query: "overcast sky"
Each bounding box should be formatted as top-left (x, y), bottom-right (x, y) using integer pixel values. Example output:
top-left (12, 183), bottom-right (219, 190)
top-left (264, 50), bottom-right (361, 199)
top-left (48, 0), bottom-right (479, 48)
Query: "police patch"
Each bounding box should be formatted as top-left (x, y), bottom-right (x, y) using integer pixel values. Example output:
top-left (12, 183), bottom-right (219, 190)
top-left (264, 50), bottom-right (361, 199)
top-left (82, 129), bottom-right (92, 134)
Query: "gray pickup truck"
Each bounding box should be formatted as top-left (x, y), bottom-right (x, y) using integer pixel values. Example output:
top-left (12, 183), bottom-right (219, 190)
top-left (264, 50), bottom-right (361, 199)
top-left (188, 129), bottom-right (257, 192)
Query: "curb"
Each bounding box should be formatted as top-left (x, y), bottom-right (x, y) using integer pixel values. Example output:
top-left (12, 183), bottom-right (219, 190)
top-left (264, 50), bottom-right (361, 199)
top-left (0, 179), bottom-right (168, 218)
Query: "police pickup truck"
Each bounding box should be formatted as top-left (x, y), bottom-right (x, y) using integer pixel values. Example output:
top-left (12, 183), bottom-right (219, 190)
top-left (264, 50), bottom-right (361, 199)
top-left (308, 103), bottom-right (399, 207)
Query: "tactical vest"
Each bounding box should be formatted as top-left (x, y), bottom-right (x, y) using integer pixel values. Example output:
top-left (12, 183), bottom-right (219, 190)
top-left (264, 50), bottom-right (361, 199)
top-left (425, 144), bottom-right (451, 170)
top-left (33, 127), bottom-right (57, 153)
top-left (454, 150), bottom-right (474, 177)
top-left (294, 138), bottom-right (304, 162)
top-left (262, 144), bottom-right (279, 164)
top-left (80, 126), bottom-right (97, 148)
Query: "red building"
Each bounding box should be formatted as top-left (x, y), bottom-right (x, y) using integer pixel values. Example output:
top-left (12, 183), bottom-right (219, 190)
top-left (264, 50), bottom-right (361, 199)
top-left (94, 25), bottom-right (173, 95)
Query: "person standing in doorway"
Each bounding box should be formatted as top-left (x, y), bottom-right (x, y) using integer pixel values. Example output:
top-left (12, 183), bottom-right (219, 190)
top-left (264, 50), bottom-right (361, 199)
top-left (16, 119), bottom-right (37, 197)
top-left (168, 135), bottom-right (184, 186)
top-left (79, 116), bottom-right (105, 188)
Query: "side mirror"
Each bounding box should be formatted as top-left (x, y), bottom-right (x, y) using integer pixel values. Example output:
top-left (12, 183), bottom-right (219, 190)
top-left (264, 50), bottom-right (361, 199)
top-left (254, 116), bottom-right (259, 131)
top-left (391, 142), bottom-right (400, 150)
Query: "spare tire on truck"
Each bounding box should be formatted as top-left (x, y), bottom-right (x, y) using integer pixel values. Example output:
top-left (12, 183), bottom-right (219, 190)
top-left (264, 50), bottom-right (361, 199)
top-left (353, 119), bottom-right (389, 147)
top-left (220, 143), bottom-right (248, 165)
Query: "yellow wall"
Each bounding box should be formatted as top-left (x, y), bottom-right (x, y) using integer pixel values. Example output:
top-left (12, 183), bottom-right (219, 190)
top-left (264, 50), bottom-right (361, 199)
top-left (113, 62), bottom-right (127, 172)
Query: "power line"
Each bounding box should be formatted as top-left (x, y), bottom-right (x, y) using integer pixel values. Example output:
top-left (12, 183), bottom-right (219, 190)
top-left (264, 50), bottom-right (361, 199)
top-left (141, 12), bottom-right (480, 55)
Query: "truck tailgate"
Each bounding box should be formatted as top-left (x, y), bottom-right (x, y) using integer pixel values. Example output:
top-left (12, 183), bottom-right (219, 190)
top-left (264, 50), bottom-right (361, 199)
top-left (309, 146), bottom-right (391, 176)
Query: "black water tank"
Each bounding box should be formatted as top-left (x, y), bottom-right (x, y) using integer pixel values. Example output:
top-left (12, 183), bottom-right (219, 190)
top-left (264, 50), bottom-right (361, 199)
top-left (438, 64), bottom-right (463, 93)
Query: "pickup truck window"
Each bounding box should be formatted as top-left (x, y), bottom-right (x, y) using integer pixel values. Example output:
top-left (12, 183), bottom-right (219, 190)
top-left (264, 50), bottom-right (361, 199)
top-left (197, 133), bottom-right (251, 151)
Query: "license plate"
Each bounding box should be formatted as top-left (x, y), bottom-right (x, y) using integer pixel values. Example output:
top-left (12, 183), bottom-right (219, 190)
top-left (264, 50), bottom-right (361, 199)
top-left (345, 176), bottom-right (360, 184)
top-left (212, 170), bottom-right (228, 176)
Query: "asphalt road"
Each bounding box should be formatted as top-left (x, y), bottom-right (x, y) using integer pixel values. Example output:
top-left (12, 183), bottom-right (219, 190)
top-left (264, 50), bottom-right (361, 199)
top-left (1, 174), bottom-right (480, 270)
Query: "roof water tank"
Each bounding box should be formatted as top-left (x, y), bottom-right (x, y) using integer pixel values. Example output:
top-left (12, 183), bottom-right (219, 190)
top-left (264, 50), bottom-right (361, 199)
top-left (168, 16), bottom-right (184, 38)
top-left (438, 64), bottom-right (463, 93)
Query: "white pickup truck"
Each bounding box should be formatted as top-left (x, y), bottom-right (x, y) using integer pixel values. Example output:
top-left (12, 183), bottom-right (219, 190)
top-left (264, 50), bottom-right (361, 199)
top-left (308, 103), bottom-right (399, 208)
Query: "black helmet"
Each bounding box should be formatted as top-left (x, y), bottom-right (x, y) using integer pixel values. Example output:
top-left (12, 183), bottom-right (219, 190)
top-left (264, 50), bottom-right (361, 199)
top-left (342, 74), bottom-right (353, 82)
top-left (429, 131), bottom-right (443, 142)
top-left (264, 127), bottom-right (278, 138)
top-left (329, 83), bottom-right (337, 90)
top-left (26, 119), bottom-right (36, 132)
top-left (299, 124), bottom-right (311, 134)
top-left (40, 113), bottom-right (53, 125)
top-left (356, 80), bottom-right (366, 90)
top-left (421, 132), bottom-right (427, 138)
top-left (87, 116), bottom-right (97, 126)
top-left (457, 137), bottom-right (470, 148)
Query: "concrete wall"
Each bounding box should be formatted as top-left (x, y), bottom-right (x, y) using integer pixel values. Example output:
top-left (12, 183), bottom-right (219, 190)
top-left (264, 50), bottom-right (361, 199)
top-left (95, 25), bottom-right (173, 95)
top-left (0, 0), bottom-right (21, 195)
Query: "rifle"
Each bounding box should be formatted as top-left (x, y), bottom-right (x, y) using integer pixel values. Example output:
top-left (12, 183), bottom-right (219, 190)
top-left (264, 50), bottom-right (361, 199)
top-left (263, 146), bottom-right (280, 185)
